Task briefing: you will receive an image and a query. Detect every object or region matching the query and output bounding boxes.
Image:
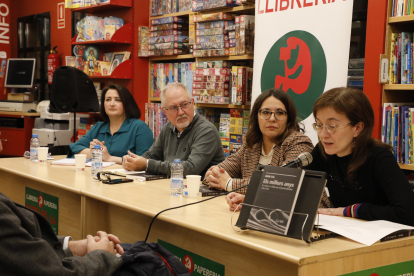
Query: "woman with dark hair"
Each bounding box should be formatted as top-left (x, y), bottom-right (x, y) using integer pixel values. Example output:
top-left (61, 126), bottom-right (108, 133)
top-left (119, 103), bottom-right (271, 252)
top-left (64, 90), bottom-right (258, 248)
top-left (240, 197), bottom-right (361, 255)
top-left (227, 87), bottom-right (414, 226)
top-left (205, 88), bottom-right (318, 196)
top-left (68, 84), bottom-right (153, 164)
top-left (303, 87), bottom-right (414, 225)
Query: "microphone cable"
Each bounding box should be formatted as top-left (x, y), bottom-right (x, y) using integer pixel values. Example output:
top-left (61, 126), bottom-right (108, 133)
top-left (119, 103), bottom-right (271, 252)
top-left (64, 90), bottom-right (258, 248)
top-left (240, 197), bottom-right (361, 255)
top-left (144, 184), bottom-right (249, 242)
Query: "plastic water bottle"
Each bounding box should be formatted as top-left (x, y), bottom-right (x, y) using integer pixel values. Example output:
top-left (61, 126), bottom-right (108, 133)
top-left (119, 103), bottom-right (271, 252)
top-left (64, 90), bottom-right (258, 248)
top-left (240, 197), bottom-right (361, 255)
top-left (91, 145), bottom-right (102, 177)
top-left (170, 159), bottom-right (183, 196)
top-left (30, 134), bottom-right (40, 161)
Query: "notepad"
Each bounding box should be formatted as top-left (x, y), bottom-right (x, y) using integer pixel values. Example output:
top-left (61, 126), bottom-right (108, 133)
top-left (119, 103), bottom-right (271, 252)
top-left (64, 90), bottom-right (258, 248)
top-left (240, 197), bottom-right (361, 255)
top-left (51, 158), bottom-right (115, 168)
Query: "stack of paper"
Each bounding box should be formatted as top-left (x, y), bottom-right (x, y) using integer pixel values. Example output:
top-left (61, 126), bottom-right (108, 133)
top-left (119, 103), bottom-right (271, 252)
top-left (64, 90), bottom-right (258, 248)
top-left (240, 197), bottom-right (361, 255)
top-left (315, 214), bottom-right (414, 246)
top-left (51, 158), bottom-right (116, 168)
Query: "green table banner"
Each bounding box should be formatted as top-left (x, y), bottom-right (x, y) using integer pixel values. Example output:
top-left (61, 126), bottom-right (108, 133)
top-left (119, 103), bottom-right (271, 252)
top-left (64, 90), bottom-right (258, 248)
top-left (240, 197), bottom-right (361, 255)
top-left (340, 260), bottom-right (414, 276)
top-left (25, 187), bottom-right (59, 235)
top-left (158, 240), bottom-right (225, 276)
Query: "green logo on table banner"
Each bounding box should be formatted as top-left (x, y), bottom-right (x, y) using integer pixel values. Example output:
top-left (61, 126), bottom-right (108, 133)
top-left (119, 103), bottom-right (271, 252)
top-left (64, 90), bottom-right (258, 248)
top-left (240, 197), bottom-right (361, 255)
top-left (158, 240), bottom-right (225, 275)
top-left (261, 30), bottom-right (327, 119)
top-left (25, 187), bottom-right (59, 235)
top-left (340, 260), bottom-right (414, 276)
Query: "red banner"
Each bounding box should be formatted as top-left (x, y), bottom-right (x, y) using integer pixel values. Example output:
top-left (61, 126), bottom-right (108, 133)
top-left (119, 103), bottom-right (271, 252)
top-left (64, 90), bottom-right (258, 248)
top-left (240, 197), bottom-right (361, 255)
top-left (0, 0), bottom-right (10, 100)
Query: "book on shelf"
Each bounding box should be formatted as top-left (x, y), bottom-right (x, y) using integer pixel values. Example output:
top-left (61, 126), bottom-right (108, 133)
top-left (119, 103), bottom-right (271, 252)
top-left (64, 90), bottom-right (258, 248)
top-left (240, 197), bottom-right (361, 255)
top-left (198, 185), bottom-right (227, 197)
top-left (381, 102), bottom-right (414, 164)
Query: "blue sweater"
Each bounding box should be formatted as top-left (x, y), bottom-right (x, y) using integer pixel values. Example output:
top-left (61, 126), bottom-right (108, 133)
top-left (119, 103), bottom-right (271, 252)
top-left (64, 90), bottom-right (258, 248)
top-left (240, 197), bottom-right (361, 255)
top-left (68, 118), bottom-right (154, 158)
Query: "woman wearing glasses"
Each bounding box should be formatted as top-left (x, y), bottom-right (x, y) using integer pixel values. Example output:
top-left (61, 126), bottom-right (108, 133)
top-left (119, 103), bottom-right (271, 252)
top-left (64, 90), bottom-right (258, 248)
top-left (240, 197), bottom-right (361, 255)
top-left (67, 84), bottom-right (154, 164)
top-left (206, 88), bottom-right (321, 198)
top-left (302, 87), bottom-right (414, 225)
top-left (227, 87), bottom-right (414, 226)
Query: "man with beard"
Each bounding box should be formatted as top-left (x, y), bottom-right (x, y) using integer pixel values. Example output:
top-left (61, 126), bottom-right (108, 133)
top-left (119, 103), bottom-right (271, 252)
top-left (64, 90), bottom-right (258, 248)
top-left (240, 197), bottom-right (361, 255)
top-left (123, 83), bottom-right (225, 178)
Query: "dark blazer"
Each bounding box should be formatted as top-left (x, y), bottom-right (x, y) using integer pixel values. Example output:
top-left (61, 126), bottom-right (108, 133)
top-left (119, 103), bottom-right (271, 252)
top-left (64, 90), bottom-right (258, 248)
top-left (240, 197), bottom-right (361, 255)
top-left (0, 192), bottom-right (123, 276)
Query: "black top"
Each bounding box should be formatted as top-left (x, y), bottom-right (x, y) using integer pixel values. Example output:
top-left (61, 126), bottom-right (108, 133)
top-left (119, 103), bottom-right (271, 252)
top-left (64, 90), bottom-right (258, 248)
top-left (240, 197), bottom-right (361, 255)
top-left (303, 145), bottom-right (414, 226)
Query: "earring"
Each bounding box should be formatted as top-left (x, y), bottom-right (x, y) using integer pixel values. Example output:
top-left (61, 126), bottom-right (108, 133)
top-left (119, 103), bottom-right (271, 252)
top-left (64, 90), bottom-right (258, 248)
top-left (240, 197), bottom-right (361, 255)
top-left (352, 137), bottom-right (356, 148)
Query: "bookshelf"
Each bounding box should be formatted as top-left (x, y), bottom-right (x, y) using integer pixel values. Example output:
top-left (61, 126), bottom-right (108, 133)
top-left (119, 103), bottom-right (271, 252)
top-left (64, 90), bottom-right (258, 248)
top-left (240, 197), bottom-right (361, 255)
top-left (147, 5), bottom-right (255, 108)
top-left (69, 0), bottom-right (134, 89)
top-left (383, 0), bottom-right (414, 171)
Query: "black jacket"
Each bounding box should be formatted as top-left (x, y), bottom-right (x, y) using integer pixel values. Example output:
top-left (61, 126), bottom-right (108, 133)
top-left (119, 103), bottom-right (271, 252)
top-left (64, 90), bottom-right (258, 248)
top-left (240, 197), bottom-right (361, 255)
top-left (116, 241), bottom-right (191, 276)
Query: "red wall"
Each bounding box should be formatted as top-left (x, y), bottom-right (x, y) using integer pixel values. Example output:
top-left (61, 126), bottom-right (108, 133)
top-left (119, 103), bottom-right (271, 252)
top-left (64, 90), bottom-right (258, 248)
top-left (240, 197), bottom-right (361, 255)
top-left (363, 0), bottom-right (388, 139)
top-left (10, 0), bottom-right (72, 63)
top-left (0, 0), bottom-right (11, 100)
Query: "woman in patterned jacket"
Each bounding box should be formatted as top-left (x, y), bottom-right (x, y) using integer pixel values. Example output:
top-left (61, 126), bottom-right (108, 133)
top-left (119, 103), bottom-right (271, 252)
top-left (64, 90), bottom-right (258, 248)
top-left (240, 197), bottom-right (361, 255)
top-left (205, 88), bottom-right (316, 196)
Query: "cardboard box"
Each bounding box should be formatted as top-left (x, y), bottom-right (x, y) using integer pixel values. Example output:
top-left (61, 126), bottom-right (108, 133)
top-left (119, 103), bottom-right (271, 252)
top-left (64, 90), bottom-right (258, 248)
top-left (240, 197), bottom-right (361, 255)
top-left (7, 93), bottom-right (34, 102)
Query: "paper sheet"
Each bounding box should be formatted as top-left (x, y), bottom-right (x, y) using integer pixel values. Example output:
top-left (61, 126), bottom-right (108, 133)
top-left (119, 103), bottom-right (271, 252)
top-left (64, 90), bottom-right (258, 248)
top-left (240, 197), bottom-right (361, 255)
top-left (315, 214), bottom-right (414, 246)
top-left (86, 162), bottom-right (116, 168)
top-left (51, 158), bottom-right (115, 168)
top-left (104, 168), bottom-right (145, 174)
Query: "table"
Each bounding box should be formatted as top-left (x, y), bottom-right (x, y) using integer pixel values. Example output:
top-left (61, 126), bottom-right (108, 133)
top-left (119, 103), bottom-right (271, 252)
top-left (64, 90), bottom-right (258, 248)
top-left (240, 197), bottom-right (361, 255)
top-left (1, 157), bottom-right (413, 275)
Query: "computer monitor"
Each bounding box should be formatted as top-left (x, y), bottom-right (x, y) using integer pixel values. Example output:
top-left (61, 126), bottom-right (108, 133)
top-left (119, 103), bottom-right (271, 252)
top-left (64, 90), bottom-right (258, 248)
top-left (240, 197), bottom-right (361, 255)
top-left (4, 58), bottom-right (36, 88)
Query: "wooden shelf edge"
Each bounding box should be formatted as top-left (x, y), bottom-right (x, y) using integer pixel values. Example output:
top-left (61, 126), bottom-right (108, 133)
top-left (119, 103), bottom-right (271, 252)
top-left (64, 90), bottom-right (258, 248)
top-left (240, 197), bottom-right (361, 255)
top-left (149, 54), bottom-right (194, 61)
top-left (149, 97), bottom-right (161, 102)
top-left (196, 4), bottom-right (255, 13)
top-left (150, 10), bottom-right (193, 20)
top-left (149, 4), bottom-right (255, 19)
top-left (399, 163), bottom-right (414, 170)
top-left (384, 84), bottom-right (414, 90)
top-left (69, 0), bottom-right (132, 12)
top-left (196, 55), bottom-right (253, 61)
top-left (195, 103), bottom-right (250, 109)
top-left (388, 14), bottom-right (414, 24)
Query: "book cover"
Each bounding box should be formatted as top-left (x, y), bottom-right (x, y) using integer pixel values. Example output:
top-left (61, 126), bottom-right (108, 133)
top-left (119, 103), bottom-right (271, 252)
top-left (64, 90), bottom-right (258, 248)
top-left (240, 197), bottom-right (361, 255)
top-left (243, 166), bottom-right (305, 236)
top-left (386, 108), bottom-right (392, 145)
top-left (198, 185), bottom-right (227, 197)
top-left (401, 32), bottom-right (412, 84)
top-left (236, 168), bottom-right (325, 241)
top-left (392, 106), bottom-right (399, 160)
top-left (126, 173), bottom-right (167, 181)
top-left (380, 229), bottom-right (414, 242)
top-left (389, 34), bottom-right (397, 84)
top-left (410, 108), bottom-right (414, 163)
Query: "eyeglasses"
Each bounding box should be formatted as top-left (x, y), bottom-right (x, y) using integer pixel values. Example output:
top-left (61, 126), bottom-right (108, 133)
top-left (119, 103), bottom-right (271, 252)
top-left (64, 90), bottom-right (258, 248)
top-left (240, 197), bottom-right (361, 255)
top-left (259, 109), bottom-right (287, 121)
top-left (163, 101), bottom-right (192, 114)
top-left (312, 123), bottom-right (352, 134)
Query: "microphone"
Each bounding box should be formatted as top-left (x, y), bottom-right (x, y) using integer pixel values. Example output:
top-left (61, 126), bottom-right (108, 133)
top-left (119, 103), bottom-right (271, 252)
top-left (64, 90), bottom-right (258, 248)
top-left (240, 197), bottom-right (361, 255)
top-left (281, 152), bottom-right (313, 168)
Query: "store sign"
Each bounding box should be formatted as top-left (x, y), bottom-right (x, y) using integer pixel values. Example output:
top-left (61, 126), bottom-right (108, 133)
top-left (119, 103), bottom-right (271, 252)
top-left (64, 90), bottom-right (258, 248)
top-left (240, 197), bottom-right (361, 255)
top-left (25, 187), bottom-right (59, 235)
top-left (158, 240), bottom-right (225, 275)
top-left (253, 0), bottom-right (354, 144)
top-left (340, 260), bottom-right (414, 276)
top-left (0, 2), bottom-right (9, 44)
top-left (58, 2), bottom-right (65, 29)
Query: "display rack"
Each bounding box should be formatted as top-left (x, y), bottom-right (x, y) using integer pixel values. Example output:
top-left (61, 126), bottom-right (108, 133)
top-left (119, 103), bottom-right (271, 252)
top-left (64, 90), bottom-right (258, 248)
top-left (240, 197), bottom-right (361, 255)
top-left (71, 23), bottom-right (133, 44)
top-left (68, 0), bottom-right (134, 88)
top-left (383, 0), bottom-right (414, 171)
top-left (147, 5), bottom-right (255, 108)
top-left (72, 0), bottom-right (132, 13)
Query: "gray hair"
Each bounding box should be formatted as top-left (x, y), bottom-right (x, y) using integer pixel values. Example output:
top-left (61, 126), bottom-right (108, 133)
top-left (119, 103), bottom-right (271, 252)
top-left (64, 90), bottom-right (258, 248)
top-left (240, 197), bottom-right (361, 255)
top-left (160, 82), bottom-right (192, 107)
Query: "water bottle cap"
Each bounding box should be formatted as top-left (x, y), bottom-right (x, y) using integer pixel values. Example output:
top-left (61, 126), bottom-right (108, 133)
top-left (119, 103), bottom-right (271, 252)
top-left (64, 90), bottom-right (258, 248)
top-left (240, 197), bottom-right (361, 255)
top-left (94, 145), bottom-right (101, 149)
top-left (173, 159), bottom-right (181, 162)
top-left (32, 134), bottom-right (38, 138)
